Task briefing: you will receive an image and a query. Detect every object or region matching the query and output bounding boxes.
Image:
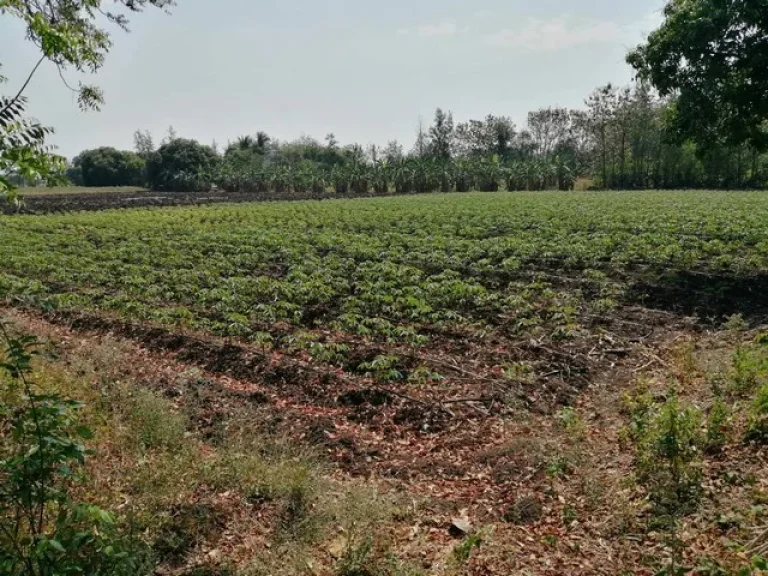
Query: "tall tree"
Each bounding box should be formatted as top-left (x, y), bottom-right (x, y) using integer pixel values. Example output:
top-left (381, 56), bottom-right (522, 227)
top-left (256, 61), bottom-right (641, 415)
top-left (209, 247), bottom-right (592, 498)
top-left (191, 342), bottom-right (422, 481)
top-left (383, 140), bottom-right (404, 163)
top-left (527, 107), bottom-right (571, 158)
top-left (133, 129), bottom-right (155, 157)
top-left (412, 117), bottom-right (428, 158)
top-left (428, 108), bottom-right (455, 161)
top-left (585, 85), bottom-right (619, 186)
top-left (628, 0), bottom-right (768, 151)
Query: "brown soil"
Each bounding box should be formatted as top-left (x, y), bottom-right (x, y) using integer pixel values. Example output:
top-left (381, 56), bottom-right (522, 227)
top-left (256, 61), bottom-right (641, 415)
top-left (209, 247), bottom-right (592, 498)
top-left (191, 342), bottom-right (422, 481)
top-left (3, 305), bottom-right (767, 575)
top-left (2, 189), bottom-right (420, 215)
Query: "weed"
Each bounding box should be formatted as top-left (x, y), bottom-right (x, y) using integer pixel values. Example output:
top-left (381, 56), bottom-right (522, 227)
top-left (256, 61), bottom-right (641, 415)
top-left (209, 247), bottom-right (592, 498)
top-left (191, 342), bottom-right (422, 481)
top-left (359, 355), bottom-right (405, 382)
top-left (672, 338), bottom-right (698, 384)
top-left (723, 314), bottom-right (749, 334)
top-left (546, 455), bottom-right (573, 479)
top-left (336, 536), bottom-right (375, 576)
top-left (407, 365), bottom-right (443, 385)
top-left (452, 531), bottom-right (483, 565)
top-left (119, 386), bottom-right (188, 452)
top-left (555, 406), bottom-right (586, 438)
top-left (562, 504), bottom-right (579, 526)
top-left (621, 379), bottom-right (655, 442)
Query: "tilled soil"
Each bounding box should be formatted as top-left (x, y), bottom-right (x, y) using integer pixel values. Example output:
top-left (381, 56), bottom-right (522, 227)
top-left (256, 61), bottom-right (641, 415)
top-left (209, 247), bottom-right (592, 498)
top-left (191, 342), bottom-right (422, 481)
top-left (2, 189), bottom-right (408, 215)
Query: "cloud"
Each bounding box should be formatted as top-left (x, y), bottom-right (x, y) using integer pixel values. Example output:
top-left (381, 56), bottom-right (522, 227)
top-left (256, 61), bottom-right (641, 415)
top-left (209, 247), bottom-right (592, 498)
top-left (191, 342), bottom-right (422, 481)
top-left (622, 9), bottom-right (665, 45)
top-left (472, 9), bottom-right (494, 20)
top-left (417, 20), bottom-right (458, 38)
top-left (398, 20), bottom-right (460, 39)
top-left (486, 15), bottom-right (622, 53)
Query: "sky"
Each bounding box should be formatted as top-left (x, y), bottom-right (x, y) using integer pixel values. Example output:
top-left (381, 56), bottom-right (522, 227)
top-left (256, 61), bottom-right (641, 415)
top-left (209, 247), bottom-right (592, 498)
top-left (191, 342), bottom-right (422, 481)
top-left (0, 0), bottom-right (665, 160)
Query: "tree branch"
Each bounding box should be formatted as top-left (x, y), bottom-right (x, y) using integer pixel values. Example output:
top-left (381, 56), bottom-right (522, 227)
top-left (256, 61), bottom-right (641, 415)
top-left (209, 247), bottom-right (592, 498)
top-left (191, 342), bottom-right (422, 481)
top-left (0, 55), bottom-right (46, 119)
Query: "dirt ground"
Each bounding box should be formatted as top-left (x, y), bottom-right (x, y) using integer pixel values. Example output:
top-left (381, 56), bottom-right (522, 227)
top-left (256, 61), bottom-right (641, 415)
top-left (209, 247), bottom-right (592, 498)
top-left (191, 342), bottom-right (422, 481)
top-left (3, 303), bottom-right (767, 575)
top-left (1, 188), bottom-right (415, 215)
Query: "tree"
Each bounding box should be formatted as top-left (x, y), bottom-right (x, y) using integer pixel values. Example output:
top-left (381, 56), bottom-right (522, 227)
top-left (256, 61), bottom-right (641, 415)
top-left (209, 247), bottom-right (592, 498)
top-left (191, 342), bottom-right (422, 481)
top-left (383, 140), bottom-right (404, 163)
top-left (133, 129), bottom-right (155, 157)
top-left (146, 138), bottom-right (219, 192)
top-left (628, 0), bottom-right (768, 151)
top-left (527, 107), bottom-right (571, 158)
top-left (585, 84), bottom-right (619, 187)
top-left (455, 115), bottom-right (516, 159)
top-left (412, 117), bottom-right (428, 158)
top-left (162, 124), bottom-right (178, 145)
top-left (74, 147), bottom-right (145, 187)
top-left (428, 108), bottom-right (455, 161)
top-left (255, 131), bottom-right (271, 153)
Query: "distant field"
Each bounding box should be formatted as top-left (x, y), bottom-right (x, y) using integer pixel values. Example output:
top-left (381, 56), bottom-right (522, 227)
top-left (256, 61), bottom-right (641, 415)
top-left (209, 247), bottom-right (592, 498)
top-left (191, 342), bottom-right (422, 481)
top-left (19, 185), bottom-right (148, 196)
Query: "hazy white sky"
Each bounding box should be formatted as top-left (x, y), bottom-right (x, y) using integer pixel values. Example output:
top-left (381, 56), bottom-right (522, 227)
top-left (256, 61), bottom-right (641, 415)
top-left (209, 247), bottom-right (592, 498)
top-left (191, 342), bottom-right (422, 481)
top-left (0, 0), bottom-right (664, 159)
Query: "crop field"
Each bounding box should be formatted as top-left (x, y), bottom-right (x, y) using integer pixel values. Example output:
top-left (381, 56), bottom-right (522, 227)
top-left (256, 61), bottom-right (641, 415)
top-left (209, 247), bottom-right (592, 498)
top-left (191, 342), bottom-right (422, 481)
top-left (3, 190), bottom-right (768, 574)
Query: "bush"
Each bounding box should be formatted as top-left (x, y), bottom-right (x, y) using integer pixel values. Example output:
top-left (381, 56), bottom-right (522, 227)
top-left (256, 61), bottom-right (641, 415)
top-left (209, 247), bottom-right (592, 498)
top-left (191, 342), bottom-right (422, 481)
top-left (146, 139), bottom-right (219, 192)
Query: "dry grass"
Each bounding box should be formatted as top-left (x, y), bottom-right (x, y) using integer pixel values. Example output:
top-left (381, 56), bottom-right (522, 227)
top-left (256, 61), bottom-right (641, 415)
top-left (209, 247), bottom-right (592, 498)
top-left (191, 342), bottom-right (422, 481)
top-left (19, 329), bottom-right (416, 576)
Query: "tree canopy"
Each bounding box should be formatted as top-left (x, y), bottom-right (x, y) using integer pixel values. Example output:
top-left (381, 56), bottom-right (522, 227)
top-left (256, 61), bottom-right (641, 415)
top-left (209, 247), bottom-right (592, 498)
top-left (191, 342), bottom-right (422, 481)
top-left (628, 0), bottom-right (768, 151)
top-left (147, 138), bottom-right (219, 192)
top-left (73, 147), bottom-right (145, 187)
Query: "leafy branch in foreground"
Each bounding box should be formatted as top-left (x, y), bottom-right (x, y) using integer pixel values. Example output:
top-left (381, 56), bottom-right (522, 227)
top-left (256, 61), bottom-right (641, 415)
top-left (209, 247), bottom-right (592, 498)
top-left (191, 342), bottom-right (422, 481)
top-left (0, 323), bottom-right (148, 576)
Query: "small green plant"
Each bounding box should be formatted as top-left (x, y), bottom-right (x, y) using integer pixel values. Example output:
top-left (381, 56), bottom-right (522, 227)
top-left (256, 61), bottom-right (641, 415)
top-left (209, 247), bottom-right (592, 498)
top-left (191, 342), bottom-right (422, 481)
top-left (546, 455), bottom-right (572, 479)
top-left (452, 531), bottom-right (483, 565)
top-left (556, 406), bottom-right (586, 438)
top-left (621, 380), bottom-right (655, 442)
top-left (723, 313), bottom-right (749, 334)
top-left (562, 505), bottom-right (579, 526)
top-left (120, 387), bottom-right (188, 451)
top-left (253, 331), bottom-right (275, 355)
top-left (745, 384), bottom-right (768, 443)
top-left (336, 536), bottom-right (375, 576)
top-left (359, 355), bottom-right (404, 382)
top-left (705, 397), bottom-right (730, 453)
top-left (634, 394), bottom-right (704, 516)
top-left (732, 346), bottom-right (763, 394)
top-left (407, 365), bottom-right (443, 385)
top-left (502, 361), bottom-right (535, 384)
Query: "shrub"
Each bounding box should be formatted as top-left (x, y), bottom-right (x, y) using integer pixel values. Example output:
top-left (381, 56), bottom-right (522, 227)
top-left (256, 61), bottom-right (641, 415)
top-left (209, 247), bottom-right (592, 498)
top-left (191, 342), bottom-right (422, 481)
top-left (634, 395), bottom-right (703, 516)
top-left (0, 329), bottom-right (148, 576)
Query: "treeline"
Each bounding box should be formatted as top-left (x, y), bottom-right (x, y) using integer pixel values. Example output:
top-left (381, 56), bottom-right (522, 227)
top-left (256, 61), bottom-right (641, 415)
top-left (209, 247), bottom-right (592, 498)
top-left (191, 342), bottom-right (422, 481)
top-left (63, 81), bottom-right (768, 193)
